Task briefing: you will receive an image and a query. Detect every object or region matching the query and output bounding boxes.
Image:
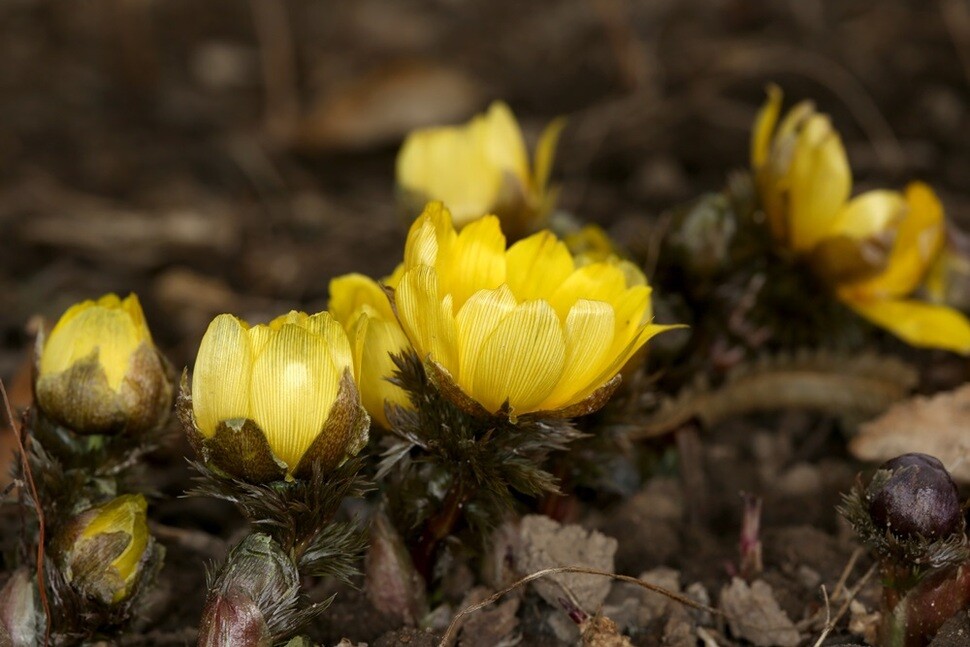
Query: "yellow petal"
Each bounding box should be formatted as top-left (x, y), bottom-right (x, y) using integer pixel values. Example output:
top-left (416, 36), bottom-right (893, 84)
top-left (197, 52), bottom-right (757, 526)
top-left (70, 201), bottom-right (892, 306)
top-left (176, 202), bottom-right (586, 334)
top-left (580, 322), bottom-right (681, 403)
top-left (606, 284), bottom-right (654, 352)
top-left (841, 297), bottom-right (970, 354)
top-left (787, 115), bottom-right (852, 252)
top-left (467, 299), bottom-right (565, 414)
top-left (81, 494), bottom-right (148, 602)
top-left (329, 273), bottom-right (396, 325)
top-left (437, 215), bottom-right (507, 309)
top-left (351, 310), bottom-right (412, 429)
top-left (304, 311), bottom-right (353, 377)
top-left (249, 323), bottom-right (339, 472)
top-left (533, 116), bottom-right (566, 194)
top-left (828, 190), bottom-right (905, 241)
top-left (41, 294), bottom-right (149, 391)
top-left (505, 230), bottom-right (575, 302)
top-left (192, 314), bottom-right (253, 437)
top-left (539, 299), bottom-right (615, 410)
top-left (547, 262), bottom-right (629, 320)
top-left (397, 123), bottom-right (505, 225)
top-left (481, 101), bottom-right (530, 186)
top-left (396, 266), bottom-right (459, 371)
top-left (404, 201), bottom-right (456, 269)
top-left (455, 285), bottom-right (518, 382)
top-left (751, 84), bottom-right (782, 168)
top-left (842, 182), bottom-right (945, 300)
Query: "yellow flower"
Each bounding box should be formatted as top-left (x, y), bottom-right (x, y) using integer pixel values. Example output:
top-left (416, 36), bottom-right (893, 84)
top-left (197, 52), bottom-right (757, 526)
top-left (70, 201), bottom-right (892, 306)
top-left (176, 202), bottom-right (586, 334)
top-left (751, 87), bottom-right (970, 353)
top-left (187, 310), bottom-right (369, 481)
top-left (392, 202), bottom-right (677, 418)
top-left (62, 494), bottom-right (152, 605)
top-left (396, 101), bottom-right (565, 237)
top-left (35, 293), bottom-right (172, 435)
top-left (329, 273), bottom-right (413, 429)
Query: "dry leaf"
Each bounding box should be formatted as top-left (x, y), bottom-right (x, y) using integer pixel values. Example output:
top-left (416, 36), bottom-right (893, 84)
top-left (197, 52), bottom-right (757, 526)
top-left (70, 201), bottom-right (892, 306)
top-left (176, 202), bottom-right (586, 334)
top-left (719, 578), bottom-right (800, 647)
top-left (295, 61), bottom-right (482, 150)
top-left (515, 515), bottom-right (617, 611)
top-left (850, 384), bottom-right (970, 483)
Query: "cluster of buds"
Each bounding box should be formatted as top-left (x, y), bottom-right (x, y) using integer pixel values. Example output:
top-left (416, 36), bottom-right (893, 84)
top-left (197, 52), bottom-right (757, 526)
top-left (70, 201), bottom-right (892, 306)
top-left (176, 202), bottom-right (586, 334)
top-left (841, 453), bottom-right (970, 646)
top-left (8, 294), bottom-right (173, 641)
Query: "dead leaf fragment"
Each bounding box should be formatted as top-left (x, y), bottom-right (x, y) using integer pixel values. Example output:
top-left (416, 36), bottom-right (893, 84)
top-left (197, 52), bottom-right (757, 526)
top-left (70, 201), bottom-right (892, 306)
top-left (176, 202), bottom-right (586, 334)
top-left (850, 384), bottom-right (970, 483)
top-left (515, 515), bottom-right (618, 611)
top-left (295, 61), bottom-right (482, 150)
top-left (719, 577), bottom-right (800, 647)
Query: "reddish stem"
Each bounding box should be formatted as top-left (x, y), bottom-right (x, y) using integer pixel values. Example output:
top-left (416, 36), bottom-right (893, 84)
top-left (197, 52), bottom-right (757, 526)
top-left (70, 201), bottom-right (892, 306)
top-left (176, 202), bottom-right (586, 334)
top-left (410, 480), bottom-right (468, 582)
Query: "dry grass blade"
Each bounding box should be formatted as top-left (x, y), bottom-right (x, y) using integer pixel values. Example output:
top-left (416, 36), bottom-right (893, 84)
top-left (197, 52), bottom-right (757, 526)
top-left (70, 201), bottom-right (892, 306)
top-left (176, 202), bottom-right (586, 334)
top-left (436, 565), bottom-right (722, 646)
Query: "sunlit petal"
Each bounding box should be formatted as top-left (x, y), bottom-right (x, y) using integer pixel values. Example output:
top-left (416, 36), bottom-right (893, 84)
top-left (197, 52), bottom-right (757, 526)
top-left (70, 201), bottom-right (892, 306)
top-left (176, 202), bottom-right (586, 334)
top-left (250, 324), bottom-right (338, 471)
top-left (467, 300), bottom-right (566, 413)
top-left (505, 231), bottom-right (575, 301)
top-left (539, 300), bottom-right (615, 410)
top-left (841, 297), bottom-right (970, 354)
top-left (192, 314), bottom-right (253, 437)
top-left (455, 286), bottom-right (518, 382)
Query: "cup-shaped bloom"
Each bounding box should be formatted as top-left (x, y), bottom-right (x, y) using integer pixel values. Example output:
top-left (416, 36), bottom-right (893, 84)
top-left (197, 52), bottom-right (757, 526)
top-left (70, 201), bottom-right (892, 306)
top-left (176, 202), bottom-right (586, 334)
top-left (329, 273), bottom-right (412, 430)
top-left (56, 494), bottom-right (153, 606)
top-left (34, 293), bottom-right (173, 436)
top-left (751, 86), bottom-right (970, 353)
top-left (392, 202), bottom-right (678, 419)
top-left (396, 101), bottom-right (565, 238)
top-left (184, 310), bottom-right (369, 482)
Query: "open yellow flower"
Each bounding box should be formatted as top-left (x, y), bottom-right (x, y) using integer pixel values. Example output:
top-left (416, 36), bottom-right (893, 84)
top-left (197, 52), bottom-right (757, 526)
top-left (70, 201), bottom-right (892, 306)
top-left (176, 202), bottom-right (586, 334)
top-left (396, 101), bottom-right (565, 237)
top-left (751, 86), bottom-right (970, 353)
top-left (392, 202), bottom-right (677, 418)
top-left (186, 310), bottom-right (369, 482)
top-left (35, 293), bottom-right (172, 435)
top-left (329, 273), bottom-right (412, 429)
top-left (60, 494), bottom-right (152, 605)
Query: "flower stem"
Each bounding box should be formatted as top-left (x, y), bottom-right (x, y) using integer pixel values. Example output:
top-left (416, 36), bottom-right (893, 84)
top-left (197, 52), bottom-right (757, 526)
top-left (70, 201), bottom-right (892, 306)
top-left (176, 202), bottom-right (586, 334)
top-left (410, 479), bottom-right (468, 581)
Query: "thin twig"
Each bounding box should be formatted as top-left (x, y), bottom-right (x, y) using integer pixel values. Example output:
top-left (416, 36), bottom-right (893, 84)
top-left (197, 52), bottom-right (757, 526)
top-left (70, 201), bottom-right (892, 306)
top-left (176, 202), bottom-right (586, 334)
top-left (811, 585), bottom-right (833, 647)
top-left (1, 380), bottom-right (50, 645)
top-left (437, 565), bottom-right (722, 646)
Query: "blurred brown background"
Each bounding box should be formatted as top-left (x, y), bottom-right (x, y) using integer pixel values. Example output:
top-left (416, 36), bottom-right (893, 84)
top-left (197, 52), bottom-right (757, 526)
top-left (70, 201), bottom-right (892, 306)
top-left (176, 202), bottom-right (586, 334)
top-left (1, 0), bottom-right (969, 378)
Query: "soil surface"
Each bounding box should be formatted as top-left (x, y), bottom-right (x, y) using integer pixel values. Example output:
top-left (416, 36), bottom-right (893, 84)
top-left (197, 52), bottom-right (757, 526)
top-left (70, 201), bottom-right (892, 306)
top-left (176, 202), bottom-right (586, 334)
top-left (2, 1), bottom-right (970, 645)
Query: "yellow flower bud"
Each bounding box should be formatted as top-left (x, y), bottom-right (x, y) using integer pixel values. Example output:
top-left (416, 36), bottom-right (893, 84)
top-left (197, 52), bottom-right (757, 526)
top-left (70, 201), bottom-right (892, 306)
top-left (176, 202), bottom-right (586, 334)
top-left (184, 310), bottom-right (369, 482)
top-left (396, 101), bottom-right (565, 238)
top-left (751, 87), bottom-right (970, 353)
top-left (392, 202), bottom-right (679, 419)
top-left (57, 494), bottom-right (153, 606)
top-left (329, 273), bottom-right (412, 430)
top-left (34, 293), bottom-right (173, 436)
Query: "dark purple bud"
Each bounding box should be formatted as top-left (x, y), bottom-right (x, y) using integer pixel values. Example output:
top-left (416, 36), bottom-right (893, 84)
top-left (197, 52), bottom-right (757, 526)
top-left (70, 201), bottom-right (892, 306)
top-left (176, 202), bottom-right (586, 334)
top-left (868, 453), bottom-right (963, 540)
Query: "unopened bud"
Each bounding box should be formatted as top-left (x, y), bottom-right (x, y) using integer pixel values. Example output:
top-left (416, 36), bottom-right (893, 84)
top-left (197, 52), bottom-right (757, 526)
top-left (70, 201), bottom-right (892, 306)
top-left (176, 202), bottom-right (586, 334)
top-left (199, 534), bottom-right (301, 647)
top-left (56, 494), bottom-right (155, 606)
top-left (35, 293), bottom-right (173, 436)
top-left (867, 453), bottom-right (962, 541)
top-left (0, 569), bottom-right (41, 647)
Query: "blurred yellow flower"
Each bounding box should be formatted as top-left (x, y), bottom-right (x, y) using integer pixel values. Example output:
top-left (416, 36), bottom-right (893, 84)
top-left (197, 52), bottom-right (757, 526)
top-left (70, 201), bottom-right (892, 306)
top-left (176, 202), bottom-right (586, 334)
top-left (329, 273), bottom-right (412, 429)
top-left (396, 101), bottom-right (565, 237)
top-left (35, 293), bottom-right (172, 435)
top-left (393, 202), bottom-right (677, 418)
top-left (751, 86), bottom-right (970, 353)
top-left (65, 494), bottom-right (151, 605)
top-left (188, 310), bottom-right (369, 480)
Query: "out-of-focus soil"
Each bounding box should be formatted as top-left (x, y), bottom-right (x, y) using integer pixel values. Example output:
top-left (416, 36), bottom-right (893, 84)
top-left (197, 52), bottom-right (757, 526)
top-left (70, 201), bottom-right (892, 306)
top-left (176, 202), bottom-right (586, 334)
top-left (2, 0), bottom-right (970, 645)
